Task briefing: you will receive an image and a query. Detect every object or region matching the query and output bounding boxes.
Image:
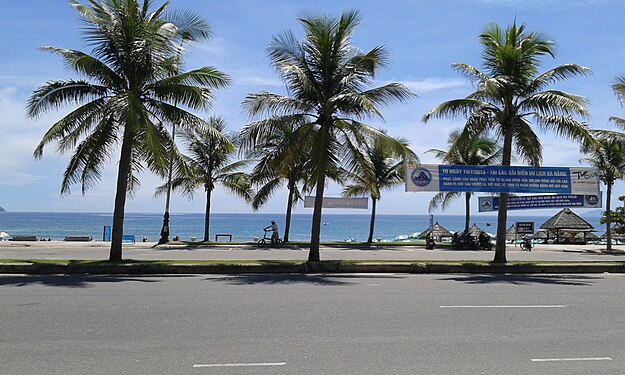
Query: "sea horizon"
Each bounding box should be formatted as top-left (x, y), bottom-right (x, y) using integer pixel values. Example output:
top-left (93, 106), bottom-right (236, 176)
top-left (0, 210), bottom-right (605, 243)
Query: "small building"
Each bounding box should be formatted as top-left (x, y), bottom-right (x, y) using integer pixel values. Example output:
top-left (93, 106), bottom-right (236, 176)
top-left (539, 208), bottom-right (595, 244)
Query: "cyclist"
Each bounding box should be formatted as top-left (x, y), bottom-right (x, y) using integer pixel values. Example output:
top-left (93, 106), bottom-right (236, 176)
top-left (264, 221), bottom-right (280, 246)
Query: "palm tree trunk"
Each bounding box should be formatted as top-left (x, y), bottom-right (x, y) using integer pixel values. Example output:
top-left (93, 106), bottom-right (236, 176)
top-left (464, 192), bottom-right (471, 233)
top-left (494, 129), bottom-right (514, 263)
top-left (284, 184), bottom-right (295, 243)
top-left (309, 124), bottom-right (331, 262)
top-left (109, 136), bottom-right (133, 262)
top-left (309, 174), bottom-right (325, 262)
top-left (367, 198), bottom-right (377, 243)
top-left (203, 189), bottom-right (212, 242)
top-left (606, 182), bottom-right (613, 251)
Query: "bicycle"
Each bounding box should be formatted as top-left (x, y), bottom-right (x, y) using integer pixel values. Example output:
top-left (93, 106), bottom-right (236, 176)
top-left (257, 229), bottom-right (283, 248)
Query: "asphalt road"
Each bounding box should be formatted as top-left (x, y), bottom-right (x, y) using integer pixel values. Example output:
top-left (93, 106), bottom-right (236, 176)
top-left (2, 273), bottom-right (625, 374)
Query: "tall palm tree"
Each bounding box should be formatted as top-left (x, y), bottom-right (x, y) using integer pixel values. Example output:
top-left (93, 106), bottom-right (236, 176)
top-left (426, 130), bottom-right (502, 233)
top-left (580, 133), bottom-right (625, 251)
top-left (240, 117), bottom-right (313, 243)
top-left (27, 0), bottom-right (230, 261)
top-left (156, 117), bottom-right (252, 242)
top-left (342, 133), bottom-right (416, 243)
top-left (423, 22), bottom-right (591, 263)
top-left (242, 10), bottom-right (413, 262)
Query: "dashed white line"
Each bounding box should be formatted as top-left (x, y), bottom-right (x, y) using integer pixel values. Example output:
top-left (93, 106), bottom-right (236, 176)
top-left (531, 357), bottom-right (612, 362)
top-left (440, 305), bottom-right (569, 308)
top-left (193, 362), bottom-right (286, 368)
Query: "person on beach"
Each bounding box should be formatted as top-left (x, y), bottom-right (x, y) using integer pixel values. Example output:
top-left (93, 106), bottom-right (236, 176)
top-left (264, 221), bottom-right (280, 245)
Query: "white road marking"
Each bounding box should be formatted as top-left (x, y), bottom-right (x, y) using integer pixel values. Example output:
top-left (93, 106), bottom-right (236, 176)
top-left (440, 305), bottom-right (569, 308)
top-left (193, 362), bottom-right (286, 368)
top-left (531, 357), bottom-right (612, 362)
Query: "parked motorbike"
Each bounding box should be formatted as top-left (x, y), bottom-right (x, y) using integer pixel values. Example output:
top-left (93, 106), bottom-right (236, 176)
top-left (478, 232), bottom-right (492, 251)
top-left (425, 235), bottom-right (435, 250)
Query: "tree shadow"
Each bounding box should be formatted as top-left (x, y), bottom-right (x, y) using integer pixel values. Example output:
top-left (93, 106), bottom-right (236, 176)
top-left (207, 273), bottom-right (406, 286)
top-left (0, 275), bottom-right (166, 288)
top-left (437, 274), bottom-right (599, 286)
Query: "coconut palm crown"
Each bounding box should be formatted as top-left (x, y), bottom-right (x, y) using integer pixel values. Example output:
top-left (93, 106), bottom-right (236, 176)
top-left (242, 10), bottom-right (413, 261)
top-left (427, 130), bottom-right (503, 233)
top-left (342, 132), bottom-right (416, 243)
top-left (27, 0), bottom-right (230, 260)
top-left (423, 22), bottom-right (591, 263)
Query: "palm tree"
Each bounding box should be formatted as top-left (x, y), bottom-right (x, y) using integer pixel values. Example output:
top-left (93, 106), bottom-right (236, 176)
top-left (423, 22), bottom-right (591, 263)
top-left (156, 117), bottom-right (252, 242)
top-left (580, 134), bottom-right (625, 251)
top-left (426, 130), bottom-right (502, 233)
top-left (242, 10), bottom-right (413, 262)
top-left (240, 117), bottom-right (313, 243)
top-left (27, 0), bottom-right (230, 261)
top-left (342, 133), bottom-right (416, 243)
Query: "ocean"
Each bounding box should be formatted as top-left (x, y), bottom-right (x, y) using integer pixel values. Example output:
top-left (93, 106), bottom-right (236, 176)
top-left (0, 211), bottom-right (605, 242)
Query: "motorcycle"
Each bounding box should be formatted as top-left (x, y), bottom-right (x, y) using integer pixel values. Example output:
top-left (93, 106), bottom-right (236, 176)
top-left (520, 236), bottom-right (532, 251)
top-left (452, 231), bottom-right (467, 250)
top-left (425, 235), bottom-right (435, 250)
top-left (478, 232), bottom-right (492, 251)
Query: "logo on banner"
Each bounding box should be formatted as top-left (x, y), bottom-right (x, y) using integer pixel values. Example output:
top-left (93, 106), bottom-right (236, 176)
top-left (586, 195), bottom-right (599, 205)
top-left (411, 168), bottom-right (432, 187)
top-left (480, 199), bottom-right (492, 210)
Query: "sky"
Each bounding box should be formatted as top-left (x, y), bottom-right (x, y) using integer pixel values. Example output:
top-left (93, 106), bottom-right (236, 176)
top-left (1, 0), bottom-right (625, 217)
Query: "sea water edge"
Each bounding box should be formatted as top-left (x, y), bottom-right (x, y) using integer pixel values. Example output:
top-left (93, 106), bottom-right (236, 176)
top-left (0, 211), bottom-right (604, 243)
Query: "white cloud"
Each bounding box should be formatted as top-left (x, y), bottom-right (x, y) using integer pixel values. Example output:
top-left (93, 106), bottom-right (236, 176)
top-left (400, 78), bottom-right (468, 93)
top-left (232, 72), bottom-right (283, 87)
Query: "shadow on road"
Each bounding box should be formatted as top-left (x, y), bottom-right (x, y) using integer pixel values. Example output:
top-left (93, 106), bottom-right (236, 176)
top-left (438, 274), bottom-right (599, 286)
top-left (0, 275), bottom-right (165, 288)
top-left (208, 273), bottom-right (405, 286)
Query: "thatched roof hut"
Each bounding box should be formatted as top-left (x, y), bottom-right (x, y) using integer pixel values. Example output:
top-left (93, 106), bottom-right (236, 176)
top-left (540, 208), bottom-right (594, 243)
top-left (419, 222), bottom-right (453, 241)
top-left (540, 208), bottom-right (594, 231)
top-left (506, 225), bottom-right (517, 241)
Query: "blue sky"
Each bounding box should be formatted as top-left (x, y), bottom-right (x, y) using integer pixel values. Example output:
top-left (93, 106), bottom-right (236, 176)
top-left (1, 0), bottom-right (625, 216)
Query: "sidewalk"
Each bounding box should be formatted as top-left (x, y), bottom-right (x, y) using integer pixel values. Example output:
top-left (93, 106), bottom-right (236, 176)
top-left (1, 240), bottom-right (624, 274)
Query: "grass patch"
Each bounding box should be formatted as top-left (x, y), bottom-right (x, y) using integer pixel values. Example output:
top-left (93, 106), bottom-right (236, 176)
top-left (1, 259), bottom-right (624, 267)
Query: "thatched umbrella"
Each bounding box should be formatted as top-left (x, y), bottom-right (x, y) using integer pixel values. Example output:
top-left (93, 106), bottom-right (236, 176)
top-left (577, 232), bottom-right (599, 240)
top-left (532, 229), bottom-right (550, 240)
top-left (540, 208), bottom-right (594, 243)
top-left (505, 225), bottom-right (517, 242)
top-left (468, 223), bottom-right (483, 237)
top-left (419, 222), bottom-right (453, 241)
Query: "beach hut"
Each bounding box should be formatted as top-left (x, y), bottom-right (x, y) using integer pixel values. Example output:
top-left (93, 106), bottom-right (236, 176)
top-left (468, 223), bottom-right (486, 237)
top-left (505, 225), bottom-right (517, 242)
top-left (532, 229), bottom-right (553, 244)
top-left (419, 222), bottom-right (453, 242)
top-left (577, 232), bottom-right (599, 243)
top-left (540, 208), bottom-right (594, 244)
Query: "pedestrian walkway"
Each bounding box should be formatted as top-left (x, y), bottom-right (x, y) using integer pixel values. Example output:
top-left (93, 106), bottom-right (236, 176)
top-left (1, 240), bottom-right (623, 262)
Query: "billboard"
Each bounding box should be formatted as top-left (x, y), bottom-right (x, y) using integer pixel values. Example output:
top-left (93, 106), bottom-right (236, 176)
top-left (405, 164), bottom-right (600, 195)
top-left (478, 194), bottom-right (602, 212)
top-left (304, 196), bottom-right (368, 209)
top-left (516, 221), bottom-right (535, 234)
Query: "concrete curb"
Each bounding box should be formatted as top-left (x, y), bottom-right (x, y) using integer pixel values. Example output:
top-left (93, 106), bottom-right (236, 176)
top-left (2, 261), bottom-right (625, 275)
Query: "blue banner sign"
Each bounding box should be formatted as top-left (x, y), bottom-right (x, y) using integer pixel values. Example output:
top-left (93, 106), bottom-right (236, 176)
top-left (406, 164), bottom-right (600, 195)
top-left (478, 194), bottom-right (602, 212)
